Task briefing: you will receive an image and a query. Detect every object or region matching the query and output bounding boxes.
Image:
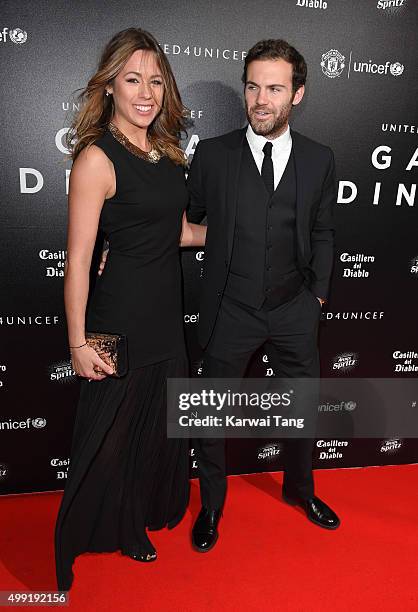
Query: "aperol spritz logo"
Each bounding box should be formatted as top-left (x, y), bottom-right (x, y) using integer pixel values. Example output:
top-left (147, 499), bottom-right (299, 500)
top-left (380, 438), bottom-right (403, 453)
top-left (377, 0), bottom-right (407, 15)
top-left (49, 360), bottom-right (76, 383)
top-left (258, 442), bottom-right (282, 461)
top-left (332, 352), bottom-right (359, 372)
top-left (410, 256), bottom-right (418, 275)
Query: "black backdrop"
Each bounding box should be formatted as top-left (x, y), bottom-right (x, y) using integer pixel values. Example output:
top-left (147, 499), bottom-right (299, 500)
top-left (1, 0), bottom-right (417, 495)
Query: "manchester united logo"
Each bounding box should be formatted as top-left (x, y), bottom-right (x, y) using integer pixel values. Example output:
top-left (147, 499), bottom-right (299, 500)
top-left (321, 49), bottom-right (345, 78)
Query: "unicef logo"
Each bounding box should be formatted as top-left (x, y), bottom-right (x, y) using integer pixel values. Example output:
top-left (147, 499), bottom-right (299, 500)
top-left (344, 401), bottom-right (356, 412)
top-left (9, 28), bottom-right (27, 44)
top-left (32, 417), bottom-right (47, 429)
top-left (321, 49), bottom-right (345, 78)
top-left (390, 62), bottom-right (404, 76)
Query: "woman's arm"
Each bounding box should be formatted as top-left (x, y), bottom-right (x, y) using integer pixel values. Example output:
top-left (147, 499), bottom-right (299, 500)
top-left (65, 145), bottom-right (115, 380)
top-left (180, 212), bottom-right (207, 247)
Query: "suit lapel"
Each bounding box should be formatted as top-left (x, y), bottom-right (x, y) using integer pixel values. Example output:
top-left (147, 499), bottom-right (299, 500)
top-left (226, 128), bottom-right (246, 260)
top-left (291, 130), bottom-right (307, 261)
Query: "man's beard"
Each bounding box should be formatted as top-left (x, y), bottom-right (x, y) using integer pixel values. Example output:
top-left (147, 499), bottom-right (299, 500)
top-left (246, 100), bottom-right (293, 139)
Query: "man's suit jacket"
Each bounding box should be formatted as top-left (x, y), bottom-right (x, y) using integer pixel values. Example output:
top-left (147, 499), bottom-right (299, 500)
top-left (187, 127), bottom-right (336, 349)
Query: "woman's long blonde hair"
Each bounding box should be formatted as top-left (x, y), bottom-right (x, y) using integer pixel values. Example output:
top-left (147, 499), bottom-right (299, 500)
top-left (68, 28), bottom-right (187, 165)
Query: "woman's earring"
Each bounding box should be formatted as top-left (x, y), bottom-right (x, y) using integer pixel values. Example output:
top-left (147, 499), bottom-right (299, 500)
top-left (105, 90), bottom-right (110, 97)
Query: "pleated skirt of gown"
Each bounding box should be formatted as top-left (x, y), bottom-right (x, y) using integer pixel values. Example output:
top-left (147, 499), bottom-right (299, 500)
top-left (55, 355), bottom-right (190, 591)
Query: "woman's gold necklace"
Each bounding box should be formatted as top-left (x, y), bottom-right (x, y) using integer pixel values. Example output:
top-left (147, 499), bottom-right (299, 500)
top-left (108, 122), bottom-right (161, 163)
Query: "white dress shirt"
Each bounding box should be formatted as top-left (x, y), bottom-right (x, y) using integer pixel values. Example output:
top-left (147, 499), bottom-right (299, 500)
top-left (246, 123), bottom-right (292, 190)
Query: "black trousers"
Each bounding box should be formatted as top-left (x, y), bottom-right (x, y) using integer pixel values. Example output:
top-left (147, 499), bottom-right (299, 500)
top-left (194, 285), bottom-right (322, 510)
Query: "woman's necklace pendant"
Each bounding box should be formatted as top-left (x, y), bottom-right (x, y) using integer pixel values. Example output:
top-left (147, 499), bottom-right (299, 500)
top-left (108, 122), bottom-right (161, 164)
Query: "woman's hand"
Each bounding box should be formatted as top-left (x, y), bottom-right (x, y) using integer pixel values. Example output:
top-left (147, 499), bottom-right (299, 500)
top-left (71, 345), bottom-right (115, 381)
top-left (180, 212), bottom-right (207, 247)
top-left (98, 247), bottom-right (108, 276)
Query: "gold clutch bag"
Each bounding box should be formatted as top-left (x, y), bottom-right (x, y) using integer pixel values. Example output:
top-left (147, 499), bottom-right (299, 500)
top-left (85, 332), bottom-right (128, 377)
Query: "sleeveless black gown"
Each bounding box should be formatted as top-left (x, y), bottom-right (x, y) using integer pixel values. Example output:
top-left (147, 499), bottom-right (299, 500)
top-left (55, 129), bottom-right (190, 591)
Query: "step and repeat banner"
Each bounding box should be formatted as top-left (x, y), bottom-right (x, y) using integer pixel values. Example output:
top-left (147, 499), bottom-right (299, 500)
top-left (1, 0), bottom-right (417, 494)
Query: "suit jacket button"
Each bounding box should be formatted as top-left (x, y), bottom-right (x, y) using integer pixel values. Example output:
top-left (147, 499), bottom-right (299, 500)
top-left (217, 291), bottom-right (221, 296)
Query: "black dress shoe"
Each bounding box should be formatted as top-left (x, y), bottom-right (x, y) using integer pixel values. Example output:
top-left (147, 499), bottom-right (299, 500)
top-left (192, 507), bottom-right (222, 552)
top-left (283, 494), bottom-right (340, 530)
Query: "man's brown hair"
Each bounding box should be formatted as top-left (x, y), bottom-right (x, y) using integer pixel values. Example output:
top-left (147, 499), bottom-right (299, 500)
top-left (242, 39), bottom-right (307, 93)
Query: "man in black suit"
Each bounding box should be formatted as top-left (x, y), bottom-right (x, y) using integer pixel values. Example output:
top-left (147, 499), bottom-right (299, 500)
top-left (187, 39), bottom-right (340, 552)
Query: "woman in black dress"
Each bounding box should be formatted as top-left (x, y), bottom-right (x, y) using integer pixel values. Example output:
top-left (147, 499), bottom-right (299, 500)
top-left (55, 28), bottom-right (205, 591)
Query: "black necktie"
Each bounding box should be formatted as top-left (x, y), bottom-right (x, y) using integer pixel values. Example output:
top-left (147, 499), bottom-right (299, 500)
top-left (261, 141), bottom-right (274, 196)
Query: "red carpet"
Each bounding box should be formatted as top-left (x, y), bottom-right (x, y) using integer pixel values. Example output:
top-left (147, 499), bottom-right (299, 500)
top-left (1, 465), bottom-right (418, 611)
